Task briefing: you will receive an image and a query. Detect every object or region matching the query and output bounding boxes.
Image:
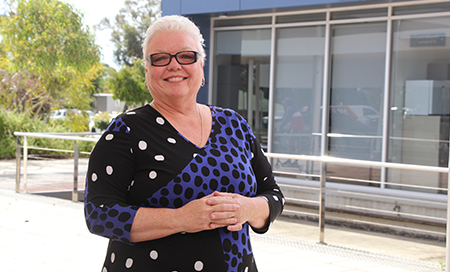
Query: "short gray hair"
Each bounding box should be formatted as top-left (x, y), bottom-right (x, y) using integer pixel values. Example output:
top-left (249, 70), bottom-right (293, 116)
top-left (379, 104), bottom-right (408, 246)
top-left (142, 15), bottom-right (206, 63)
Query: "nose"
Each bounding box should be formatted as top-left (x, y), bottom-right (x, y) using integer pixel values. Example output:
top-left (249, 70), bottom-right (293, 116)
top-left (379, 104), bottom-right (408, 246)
top-left (166, 56), bottom-right (182, 70)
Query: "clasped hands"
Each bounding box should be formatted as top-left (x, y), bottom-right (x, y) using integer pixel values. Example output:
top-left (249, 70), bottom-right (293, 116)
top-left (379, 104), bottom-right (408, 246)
top-left (179, 191), bottom-right (266, 233)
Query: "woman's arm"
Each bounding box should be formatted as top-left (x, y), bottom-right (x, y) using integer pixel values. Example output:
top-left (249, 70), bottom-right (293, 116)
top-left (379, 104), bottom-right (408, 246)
top-left (129, 193), bottom-right (240, 243)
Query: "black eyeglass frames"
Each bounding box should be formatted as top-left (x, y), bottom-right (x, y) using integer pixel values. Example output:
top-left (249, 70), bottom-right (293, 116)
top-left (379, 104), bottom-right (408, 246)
top-left (146, 51), bottom-right (200, 67)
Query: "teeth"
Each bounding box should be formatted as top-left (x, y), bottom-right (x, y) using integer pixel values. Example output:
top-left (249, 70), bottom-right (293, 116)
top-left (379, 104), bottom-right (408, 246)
top-left (166, 77), bottom-right (184, 82)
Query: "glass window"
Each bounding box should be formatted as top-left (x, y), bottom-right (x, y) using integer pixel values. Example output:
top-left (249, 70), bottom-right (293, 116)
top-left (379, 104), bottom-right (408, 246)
top-left (388, 16), bottom-right (450, 194)
top-left (271, 26), bottom-right (325, 175)
top-left (212, 29), bottom-right (272, 148)
top-left (393, 3), bottom-right (450, 16)
top-left (214, 17), bottom-right (272, 27)
top-left (331, 8), bottom-right (388, 20)
top-left (327, 22), bottom-right (387, 186)
top-left (276, 13), bottom-right (326, 24)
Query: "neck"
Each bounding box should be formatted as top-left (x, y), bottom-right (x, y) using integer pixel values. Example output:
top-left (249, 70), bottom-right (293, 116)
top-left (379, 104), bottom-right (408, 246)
top-left (151, 101), bottom-right (204, 146)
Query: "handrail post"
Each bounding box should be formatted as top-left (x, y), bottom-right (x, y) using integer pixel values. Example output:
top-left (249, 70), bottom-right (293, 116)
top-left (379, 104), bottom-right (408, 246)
top-left (319, 160), bottom-right (326, 244)
top-left (23, 136), bottom-right (28, 193)
top-left (15, 136), bottom-right (21, 193)
top-left (72, 141), bottom-right (79, 202)
top-left (446, 137), bottom-right (450, 271)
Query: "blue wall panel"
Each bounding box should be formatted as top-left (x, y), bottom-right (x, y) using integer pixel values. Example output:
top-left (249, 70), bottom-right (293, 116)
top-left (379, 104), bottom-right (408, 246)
top-left (180, 0), bottom-right (240, 15)
top-left (162, 0), bottom-right (182, 15)
top-left (241, 0), bottom-right (361, 10)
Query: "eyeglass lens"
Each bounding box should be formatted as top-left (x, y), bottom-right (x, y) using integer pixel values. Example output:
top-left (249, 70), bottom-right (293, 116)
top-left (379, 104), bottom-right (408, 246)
top-left (150, 51), bottom-right (198, 66)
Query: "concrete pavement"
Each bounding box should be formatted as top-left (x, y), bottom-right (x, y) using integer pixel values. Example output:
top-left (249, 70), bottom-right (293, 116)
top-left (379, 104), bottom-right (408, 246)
top-left (0, 158), bottom-right (446, 271)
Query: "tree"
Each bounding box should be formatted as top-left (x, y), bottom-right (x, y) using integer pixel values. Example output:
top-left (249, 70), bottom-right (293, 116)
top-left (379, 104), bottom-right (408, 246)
top-left (97, 0), bottom-right (161, 67)
top-left (0, 0), bottom-right (103, 117)
top-left (107, 59), bottom-right (151, 112)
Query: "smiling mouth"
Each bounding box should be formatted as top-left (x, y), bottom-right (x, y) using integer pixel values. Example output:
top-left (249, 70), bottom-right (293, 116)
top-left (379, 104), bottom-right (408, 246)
top-left (165, 77), bottom-right (186, 82)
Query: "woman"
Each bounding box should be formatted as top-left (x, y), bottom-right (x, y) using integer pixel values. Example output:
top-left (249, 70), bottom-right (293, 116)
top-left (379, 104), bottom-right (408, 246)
top-left (84, 15), bottom-right (284, 272)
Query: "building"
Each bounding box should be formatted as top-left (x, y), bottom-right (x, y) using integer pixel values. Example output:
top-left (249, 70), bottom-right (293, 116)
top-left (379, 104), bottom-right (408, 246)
top-left (162, 0), bottom-right (450, 227)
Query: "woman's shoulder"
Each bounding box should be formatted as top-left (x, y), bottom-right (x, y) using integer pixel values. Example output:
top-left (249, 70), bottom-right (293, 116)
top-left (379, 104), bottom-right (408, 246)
top-left (105, 104), bottom-right (153, 133)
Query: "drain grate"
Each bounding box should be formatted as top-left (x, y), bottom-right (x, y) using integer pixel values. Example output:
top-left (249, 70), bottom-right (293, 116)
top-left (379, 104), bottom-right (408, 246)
top-left (251, 233), bottom-right (444, 272)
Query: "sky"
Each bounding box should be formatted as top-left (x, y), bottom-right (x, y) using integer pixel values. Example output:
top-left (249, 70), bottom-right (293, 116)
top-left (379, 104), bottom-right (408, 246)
top-left (63, 0), bottom-right (126, 70)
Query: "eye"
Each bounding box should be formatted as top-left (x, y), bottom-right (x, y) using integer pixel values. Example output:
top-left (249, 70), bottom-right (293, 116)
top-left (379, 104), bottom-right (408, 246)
top-left (151, 54), bottom-right (170, 64)
top-left (178, 52), bottom-right (196, 61)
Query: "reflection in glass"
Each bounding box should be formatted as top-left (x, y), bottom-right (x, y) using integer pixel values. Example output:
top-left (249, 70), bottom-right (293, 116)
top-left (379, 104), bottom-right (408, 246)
top-left (272, 26), bottom-right (325, 176)
top-left (213, 29), bottom-right (271, 148)
top-left (388, 17), bottom-right (450, 194)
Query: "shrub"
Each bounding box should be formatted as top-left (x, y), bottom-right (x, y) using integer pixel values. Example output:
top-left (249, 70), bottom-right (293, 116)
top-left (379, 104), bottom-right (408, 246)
top-left (0, 109), bottom-right (96, 159)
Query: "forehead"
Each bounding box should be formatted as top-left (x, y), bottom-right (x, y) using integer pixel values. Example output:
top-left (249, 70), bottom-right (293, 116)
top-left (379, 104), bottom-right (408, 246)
top-left (147, 31), bottom-right (198, 54)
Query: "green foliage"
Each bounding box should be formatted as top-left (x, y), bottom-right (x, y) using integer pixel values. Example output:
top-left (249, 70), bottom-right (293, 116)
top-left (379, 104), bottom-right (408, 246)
top-left (97, 0), bottom-right (161, 66)
top-left (0, 0), bottom-right (103, 117)
top-left (92, 111), bottom-right (112, 131)
top-left (107, 59), bottom-right (152, 107)
top-left (0, 108), bottom-right (95, 159)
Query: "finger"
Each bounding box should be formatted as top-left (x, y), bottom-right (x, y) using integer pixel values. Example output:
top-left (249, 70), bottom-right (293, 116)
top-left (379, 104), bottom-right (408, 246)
top-left (206, 196), bottom-right (236, 206)
top-left (227, 224), bottom-right (243, 232)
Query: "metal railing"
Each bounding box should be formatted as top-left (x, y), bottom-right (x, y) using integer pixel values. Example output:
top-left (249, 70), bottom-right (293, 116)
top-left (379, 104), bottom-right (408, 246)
top-left (13, 131), bottom-right (450, 267)
top-left (14, 132), bottom-right (101, 201)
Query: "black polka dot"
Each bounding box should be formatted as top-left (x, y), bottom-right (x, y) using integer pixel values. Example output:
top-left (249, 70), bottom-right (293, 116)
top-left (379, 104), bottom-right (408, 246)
top-left (190, 163), bottom-right (198, 173)
top-left (207, 157), bottom-right (217, 166)
top-left (220, 163), bottom-right (230, 172)
top-left (118, 212), bottom-right (131, 222)
top-left (174, 198), bottom-right (183, 208)
top-left (113, 228), bottom-right (123, 236)
top-left (174, 184), bottom-right (183, 195)
top-left (210, 179), bottom-right (218, 191)
top-left (221, 176), bottom-right (230, 186)
top-left (105, 222), bottom-right (114, 229)
top-left (185, 188), bottom-right (194, 199)
top-left (93, 225), bottom-right (105, 233)
top-left (201, 166), bottom-right (210, 176)
top-left (223, 239), bottom-right (231, 252)
top-left (108, 209), bottom-right (119, 217)
top-left (194, 176), bottom-right (203, 187)
top-left (160, 197), bottom-right (169, 207)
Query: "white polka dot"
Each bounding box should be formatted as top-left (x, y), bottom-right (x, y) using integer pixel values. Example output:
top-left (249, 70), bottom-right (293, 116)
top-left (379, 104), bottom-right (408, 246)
top-left (111, 253), bottom-right (115, 263)
top-left (156, 117), bottom-right (164, 125)
top-left (105, 134), bottom-right (114, 141)
top-left (102, 267), bottom-right (108, 272)
top-left (131, 180), bottom-right (135, 186)
top-left (167, 138), bottom-right (176, 144)
top-left (251, 152), bottom-right (254, 158)
top-left (263, 176), bottom-right (268, 182)
top-left (100, 204), bottom-right (104, 208)
top-left (127, 127), bottom-right (131, 132)
top-left (282, 198), bottom-right (286, 205)
top-left (91, 173), bottom-right (98, 182)
top-left (139, 140), bottom-right (147, 150)
top-left (193, 153), bottom-right (198, 158)
top-left (149, 171), bottom-right (157, 179)
top-left (106, 166), bottom-right (113, 175)
top-left (273, 195), bottom-right (279, 201)
top-left (125, 258), bottom-right (133, 268)
top-left (130, 148), bottom-right (133, 153)
top-left (149, 250), bottom-right (158, 260)
top-left (244, 267), bottom-right (248, 272)
top-left (181, 231), bottom-right (186, 234)
top-left (126, 111), bottom-right (136, 115)
top-left (273, 188), bottom-right (279, 192)
top-left (194, 260), bottom-right (204, 271)
top-left (154, 155), bottom-right (165, 161)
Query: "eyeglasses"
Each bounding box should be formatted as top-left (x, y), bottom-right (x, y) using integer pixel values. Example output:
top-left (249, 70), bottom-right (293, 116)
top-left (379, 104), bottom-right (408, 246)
top-left (146, 51), bottom-right (200, 67)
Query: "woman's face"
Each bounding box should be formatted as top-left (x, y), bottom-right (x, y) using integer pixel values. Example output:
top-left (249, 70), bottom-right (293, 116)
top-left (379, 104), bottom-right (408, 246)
top-left (145, 31), bottom-right (204, 103)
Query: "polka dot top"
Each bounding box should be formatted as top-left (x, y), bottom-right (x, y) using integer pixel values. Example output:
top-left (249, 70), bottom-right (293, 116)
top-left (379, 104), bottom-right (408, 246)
top-left (84, 104), bottom-right (284, 272)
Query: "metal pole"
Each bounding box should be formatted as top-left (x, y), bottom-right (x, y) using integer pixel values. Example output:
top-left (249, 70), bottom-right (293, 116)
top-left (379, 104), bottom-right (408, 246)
top-left (23, 136), bottom-right (28, 194)
top-left (73, 141), bottom-right (79, 202)
top-left (446, 136), bottom-right (450, 270)
top-left (318, 12), bottom-right (332, 244)
top-left (15, 136), bottom-right (21, 193)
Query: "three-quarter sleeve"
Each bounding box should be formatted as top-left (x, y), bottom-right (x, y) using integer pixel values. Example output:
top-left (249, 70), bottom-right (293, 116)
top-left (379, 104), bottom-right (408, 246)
top-left (84, 117), bottom-right (139, 244)
top-left (250, 137), bottom-right (285, 234)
